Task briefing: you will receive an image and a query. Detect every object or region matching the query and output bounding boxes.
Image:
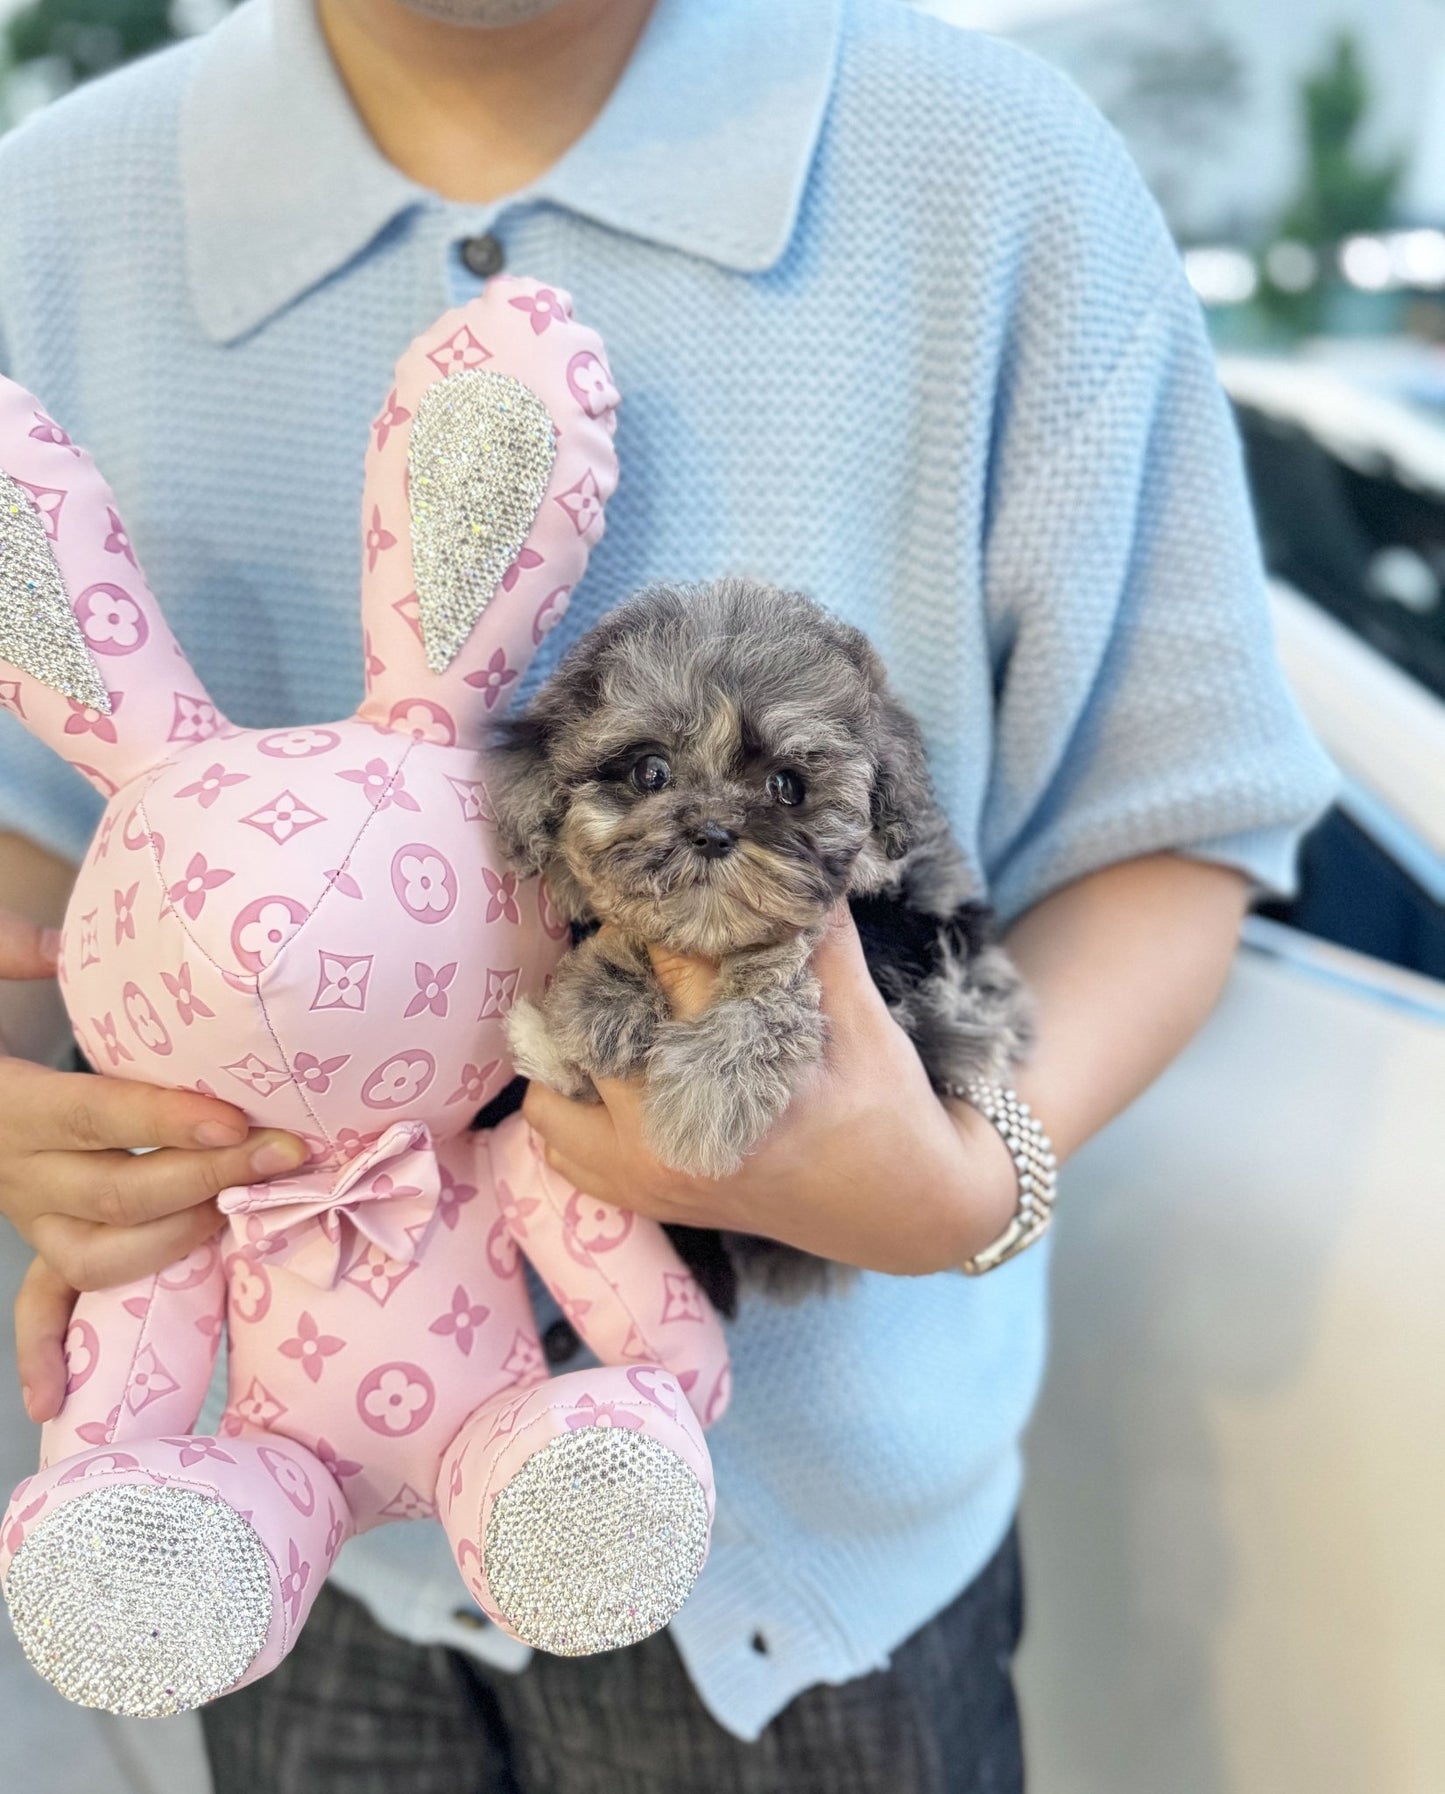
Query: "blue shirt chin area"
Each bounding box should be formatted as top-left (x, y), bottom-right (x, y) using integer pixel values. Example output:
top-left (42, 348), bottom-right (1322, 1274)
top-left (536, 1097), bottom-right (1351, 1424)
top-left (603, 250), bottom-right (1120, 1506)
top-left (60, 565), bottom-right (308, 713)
top-left (0, 0), bottom-right (1334, 1741)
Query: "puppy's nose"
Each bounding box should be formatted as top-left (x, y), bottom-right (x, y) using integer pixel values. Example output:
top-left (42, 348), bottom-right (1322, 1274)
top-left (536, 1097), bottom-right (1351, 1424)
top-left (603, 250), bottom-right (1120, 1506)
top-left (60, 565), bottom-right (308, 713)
top-left (691, 821), bottom-right (738, 860)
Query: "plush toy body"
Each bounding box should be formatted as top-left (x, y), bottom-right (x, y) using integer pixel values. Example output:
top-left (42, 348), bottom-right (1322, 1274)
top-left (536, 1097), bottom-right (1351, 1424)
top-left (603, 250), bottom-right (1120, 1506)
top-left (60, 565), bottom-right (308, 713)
top-left (0, 281), bottom-right (729, 1719)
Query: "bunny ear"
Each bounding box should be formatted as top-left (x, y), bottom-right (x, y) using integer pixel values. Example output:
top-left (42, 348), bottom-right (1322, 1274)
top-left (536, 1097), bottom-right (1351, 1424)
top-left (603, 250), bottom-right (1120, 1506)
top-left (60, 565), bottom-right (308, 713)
top-left (0, 378), bottom-right (223, 798)
top-left (355, 279), bottom-right (620, 750)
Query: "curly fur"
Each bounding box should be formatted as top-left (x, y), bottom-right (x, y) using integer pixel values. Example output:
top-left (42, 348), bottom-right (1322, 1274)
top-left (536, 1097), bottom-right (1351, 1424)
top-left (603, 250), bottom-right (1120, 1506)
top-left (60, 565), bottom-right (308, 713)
top-left (487, 579), bottom-right (1032, 1309)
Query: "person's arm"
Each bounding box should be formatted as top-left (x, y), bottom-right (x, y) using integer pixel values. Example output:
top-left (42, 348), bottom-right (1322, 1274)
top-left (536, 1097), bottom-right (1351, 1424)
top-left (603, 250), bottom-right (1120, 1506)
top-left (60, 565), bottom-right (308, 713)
top-left (0, 830), bottom-right (309, 1422)
top-left (522, 851), bottom-right (1250, 1274)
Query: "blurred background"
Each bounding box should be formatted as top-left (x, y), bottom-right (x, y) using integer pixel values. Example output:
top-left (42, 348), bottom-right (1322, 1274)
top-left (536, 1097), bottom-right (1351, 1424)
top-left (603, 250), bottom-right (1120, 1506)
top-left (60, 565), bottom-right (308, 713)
top-left (0, 3), bottom-right (1442, 1792)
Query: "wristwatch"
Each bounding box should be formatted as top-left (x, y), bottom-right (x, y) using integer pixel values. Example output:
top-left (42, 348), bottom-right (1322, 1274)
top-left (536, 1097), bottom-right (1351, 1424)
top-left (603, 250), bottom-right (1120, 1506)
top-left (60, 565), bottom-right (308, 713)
top-left (947, 1079), bottom-right (1057, 1275)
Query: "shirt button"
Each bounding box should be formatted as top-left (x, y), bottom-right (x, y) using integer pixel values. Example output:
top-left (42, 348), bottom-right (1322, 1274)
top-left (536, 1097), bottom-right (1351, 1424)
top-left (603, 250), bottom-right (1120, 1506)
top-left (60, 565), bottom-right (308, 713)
top-left (451, 1608), bottom-right (489, 1631)
top-left (543, 1318), bottom-right (581, 1365)
top-left (460, 233), bottom-right (506, 279)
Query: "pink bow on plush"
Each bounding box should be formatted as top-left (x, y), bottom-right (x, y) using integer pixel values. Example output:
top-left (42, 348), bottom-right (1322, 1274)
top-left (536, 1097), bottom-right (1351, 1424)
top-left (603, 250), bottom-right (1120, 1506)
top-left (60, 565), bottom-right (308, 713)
top-left (219, 1121), bottom-right (443, 1288)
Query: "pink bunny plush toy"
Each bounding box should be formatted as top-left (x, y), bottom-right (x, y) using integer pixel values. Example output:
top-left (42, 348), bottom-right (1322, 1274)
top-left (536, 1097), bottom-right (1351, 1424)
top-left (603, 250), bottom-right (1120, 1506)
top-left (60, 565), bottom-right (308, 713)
top-left (0, 279), bottom-right (731, 1719)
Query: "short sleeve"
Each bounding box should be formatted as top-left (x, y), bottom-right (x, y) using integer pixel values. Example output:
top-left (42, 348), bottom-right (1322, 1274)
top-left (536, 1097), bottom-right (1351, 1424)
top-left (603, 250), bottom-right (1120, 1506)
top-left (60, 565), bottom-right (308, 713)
top-left (978, 261), bottom-right (1337, 925)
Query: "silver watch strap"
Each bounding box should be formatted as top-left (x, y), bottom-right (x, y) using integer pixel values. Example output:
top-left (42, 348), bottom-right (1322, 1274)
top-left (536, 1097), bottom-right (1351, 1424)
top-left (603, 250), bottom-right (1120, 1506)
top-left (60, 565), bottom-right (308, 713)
top-left (948, 1079), bottom-right (1057, 1275)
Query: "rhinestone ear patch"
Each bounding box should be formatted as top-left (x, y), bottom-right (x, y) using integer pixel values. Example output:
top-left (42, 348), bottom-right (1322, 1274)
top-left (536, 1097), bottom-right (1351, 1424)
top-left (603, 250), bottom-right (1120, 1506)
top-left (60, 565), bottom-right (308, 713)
top-left (407, 370), bottom-right (557, 674)
top-left (0, 468), bottom-right (111, 711)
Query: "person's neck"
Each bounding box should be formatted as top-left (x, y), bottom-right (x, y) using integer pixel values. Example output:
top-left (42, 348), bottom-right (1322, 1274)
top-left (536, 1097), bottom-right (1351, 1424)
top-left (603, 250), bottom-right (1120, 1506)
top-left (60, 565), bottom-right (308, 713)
top-left (316, 0), bottom-right (658, 204)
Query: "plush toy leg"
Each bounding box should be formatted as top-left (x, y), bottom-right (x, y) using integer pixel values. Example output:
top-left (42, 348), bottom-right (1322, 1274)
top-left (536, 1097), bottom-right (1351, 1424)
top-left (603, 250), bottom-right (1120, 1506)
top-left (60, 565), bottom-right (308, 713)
top-left (0, 1432), bottom-right (347, 1718)
top-left (438, 1364), bottom-right (716, 1657)
top-left (36, 1236), bottom-right (227, 1468)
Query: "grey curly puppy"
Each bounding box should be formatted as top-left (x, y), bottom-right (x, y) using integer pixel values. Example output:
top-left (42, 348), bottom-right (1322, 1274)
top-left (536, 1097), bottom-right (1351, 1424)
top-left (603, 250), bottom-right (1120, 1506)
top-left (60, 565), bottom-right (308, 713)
top-left (486, 578), bottom-right (1031, 1303)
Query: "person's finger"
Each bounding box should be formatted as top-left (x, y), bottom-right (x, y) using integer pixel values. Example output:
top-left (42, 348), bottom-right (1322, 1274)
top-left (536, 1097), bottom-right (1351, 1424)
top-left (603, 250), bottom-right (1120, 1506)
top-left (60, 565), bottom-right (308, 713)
top-left (645, 944), bottom-right (719, 1020)
top-left (811, 903), bottom-right (887, 1027)
top-left (28, 1130), bottom-right (309, 1231)
top-left (29, 1202), bottom-right (226, 1295)
top-left (522, 1080), bottom-right (621, 1171)
top-left (5, 1059), bottom-right (257, 1152)
top-left (534, 1143), bottom-right (621, 1208)
top-left (0, 910), bottom-right (61, 981)
top-left (15, 1257), bottom-right (77, 1424)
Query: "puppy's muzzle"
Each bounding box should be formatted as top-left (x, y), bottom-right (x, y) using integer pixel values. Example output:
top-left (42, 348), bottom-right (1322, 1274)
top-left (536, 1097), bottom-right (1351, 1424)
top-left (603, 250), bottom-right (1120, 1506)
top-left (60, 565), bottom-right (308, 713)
top-left (690, 822), bottom-right (738, 861)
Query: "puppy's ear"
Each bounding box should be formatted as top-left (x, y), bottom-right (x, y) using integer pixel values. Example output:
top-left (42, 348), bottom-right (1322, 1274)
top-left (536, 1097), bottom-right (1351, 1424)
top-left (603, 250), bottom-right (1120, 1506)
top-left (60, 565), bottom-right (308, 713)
top-left (486, 713), bottom-right (565, 875)
top-left (831, 622), bottom-right (933, 864)
top-left (869, 690), bottom-right (933, 861)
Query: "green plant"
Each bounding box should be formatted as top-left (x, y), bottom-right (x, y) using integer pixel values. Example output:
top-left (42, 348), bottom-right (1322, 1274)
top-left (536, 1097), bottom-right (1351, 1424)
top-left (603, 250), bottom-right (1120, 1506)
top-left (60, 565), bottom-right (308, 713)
top-left (7, 0), bottom-right (180, 83)
top-left (1, 0), bottom-right (233, 122)
top-left (1262, 30), bottom-right (1405, 331)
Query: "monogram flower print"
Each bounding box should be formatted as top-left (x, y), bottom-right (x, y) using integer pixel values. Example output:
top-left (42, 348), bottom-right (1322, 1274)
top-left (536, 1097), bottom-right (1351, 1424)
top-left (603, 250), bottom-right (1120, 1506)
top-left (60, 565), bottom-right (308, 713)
top-left (175, 762), bottom-right (249, 808)
top-left (64, 693), bottom-right (121, 742)
top-left (406, 961), bottom-right (456, 1019)
top-left (428, 1285), bottom-right (490, 1355)
top-left (445, 1061), bottom-right (499, 1108)
top-left (160, 962), bottom-right (215, 1026)
top-left (77, 584), bottom-right (146, 652)
top-left (337, 758), bottom-right (420, 812)
top-left (508, 286), bottom-right (569, 334)
top-left (169, 692), bottom-right (221, 742)
top-left (293, 1051), bottom-right (349, 1095)
top-left (555, 470), bottom-right (602, 535)
top-left (357, 1364), bottom-right (436, 1436)
top-left (242, 790), bottom-right (326, 842)
top-left (482, 869), bottom-right (520, 924)
top-left (463, 649), bottom-right (518, 710)
top-left (278, 1313), bottom-right (345, 1385)
top-left (365, 506), bottom-right (396, 572)
top-left (113, 882), bottom-right (138, 944)
top-left (312, 951), bottom-right (373, 1012)
top-left (565, 1395), bottom-right (644, 1431)
top-left (372, 388), bottom-right (411, 451)
top-left (166, 853), bottom-right (234, 921)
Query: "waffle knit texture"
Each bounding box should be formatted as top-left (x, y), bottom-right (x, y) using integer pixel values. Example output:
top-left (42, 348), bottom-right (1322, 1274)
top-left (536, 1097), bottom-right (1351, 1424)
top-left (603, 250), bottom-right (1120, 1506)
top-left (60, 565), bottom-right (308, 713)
top-left (0, 0), bottom-right (1334, 1739)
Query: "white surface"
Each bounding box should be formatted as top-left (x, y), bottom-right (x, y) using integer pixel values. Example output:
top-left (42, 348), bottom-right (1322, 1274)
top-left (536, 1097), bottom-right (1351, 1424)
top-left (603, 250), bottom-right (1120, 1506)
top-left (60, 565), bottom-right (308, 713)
top-left (1220, 355), bottom-right (1445, 498)
top-left (1017, 930), bottom-right (1445, 1794)
top-left (1268, 580), bottom-right (1445, 871)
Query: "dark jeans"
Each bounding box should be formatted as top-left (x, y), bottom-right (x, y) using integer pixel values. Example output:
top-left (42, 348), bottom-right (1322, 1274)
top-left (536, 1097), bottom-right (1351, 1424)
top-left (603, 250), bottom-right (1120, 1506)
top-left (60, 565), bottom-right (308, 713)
top-left (200, 1528), bottom-right (1024, 1794)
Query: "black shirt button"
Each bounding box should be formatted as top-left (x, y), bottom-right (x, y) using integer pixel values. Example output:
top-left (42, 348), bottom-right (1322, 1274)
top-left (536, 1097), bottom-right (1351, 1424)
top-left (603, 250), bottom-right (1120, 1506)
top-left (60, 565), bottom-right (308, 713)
top-left (542, 1318), bottom-right (581, 1365)
top-left (460, 233), bottom-right (506, 279)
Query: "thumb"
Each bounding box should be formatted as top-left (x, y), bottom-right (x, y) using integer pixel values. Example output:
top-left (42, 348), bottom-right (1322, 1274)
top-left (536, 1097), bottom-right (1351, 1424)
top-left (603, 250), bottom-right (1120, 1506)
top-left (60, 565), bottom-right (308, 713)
top-left (646, 943), bottom-right (719, 1020)
top-left (0, 910), bottom-right (61, 982)
top-left (811, 903), bottom-right (884, 1025)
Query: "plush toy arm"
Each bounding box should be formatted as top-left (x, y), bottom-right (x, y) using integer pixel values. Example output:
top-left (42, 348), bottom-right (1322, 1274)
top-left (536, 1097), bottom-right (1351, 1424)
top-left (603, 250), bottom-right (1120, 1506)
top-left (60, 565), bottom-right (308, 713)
top-left (0, 376), bottom-right (224, 797)
top-left (480, 1113), bottom-right (731, 1429)
top-left (39, 1237), bottom-right (227, 1469)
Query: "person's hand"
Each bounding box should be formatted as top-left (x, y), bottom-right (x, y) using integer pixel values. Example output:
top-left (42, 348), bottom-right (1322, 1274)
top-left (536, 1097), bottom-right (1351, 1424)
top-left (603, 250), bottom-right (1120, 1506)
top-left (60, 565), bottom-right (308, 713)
top-left (523, 907), bottom-right (1019, 1277)
top-left (0, 909), bottom-right (309, 1423)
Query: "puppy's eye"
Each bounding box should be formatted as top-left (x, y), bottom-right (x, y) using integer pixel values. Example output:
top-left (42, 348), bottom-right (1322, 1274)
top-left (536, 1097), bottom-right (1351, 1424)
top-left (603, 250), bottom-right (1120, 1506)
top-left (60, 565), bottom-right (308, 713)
top-left (766, 769), bottom-right (806, 807)
top-left (630, 753), bottom-right (672, 795)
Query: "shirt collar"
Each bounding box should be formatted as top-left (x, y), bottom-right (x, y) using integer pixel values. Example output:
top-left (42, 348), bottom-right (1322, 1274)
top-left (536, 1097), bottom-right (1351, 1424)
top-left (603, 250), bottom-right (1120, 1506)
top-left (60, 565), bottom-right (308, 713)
top-left (182, 0), bottom-right (843, 344)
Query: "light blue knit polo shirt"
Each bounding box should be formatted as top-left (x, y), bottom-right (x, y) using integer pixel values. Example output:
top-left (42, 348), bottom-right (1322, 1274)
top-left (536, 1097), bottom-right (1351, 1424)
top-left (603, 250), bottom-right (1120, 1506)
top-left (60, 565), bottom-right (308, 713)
top-left (0, 0), bottom-right (1334, 1740)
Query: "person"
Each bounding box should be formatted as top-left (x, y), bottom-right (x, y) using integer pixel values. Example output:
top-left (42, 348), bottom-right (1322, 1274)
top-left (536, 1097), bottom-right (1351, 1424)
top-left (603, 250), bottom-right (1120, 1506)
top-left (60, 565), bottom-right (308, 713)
top-left (0, 1), bottom-right (1335, 1789)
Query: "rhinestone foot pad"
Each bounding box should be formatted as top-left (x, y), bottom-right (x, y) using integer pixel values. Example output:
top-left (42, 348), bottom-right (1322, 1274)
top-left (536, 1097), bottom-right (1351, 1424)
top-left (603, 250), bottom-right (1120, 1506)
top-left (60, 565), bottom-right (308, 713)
top-left (485, 1427), bottom-right (710, 1656)
top-left (5, 1482), bottom-right (274, 1716)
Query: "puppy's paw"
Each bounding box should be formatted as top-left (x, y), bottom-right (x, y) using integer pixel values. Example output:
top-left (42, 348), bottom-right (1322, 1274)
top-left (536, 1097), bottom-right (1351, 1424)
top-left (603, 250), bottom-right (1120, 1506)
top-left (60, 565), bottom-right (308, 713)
top-left (641, 998), bottom-right (820, 1179)
top-left (506, 998), bottom-right (597, 1102)
top-left (641, 1071), bottom-right (751, 1180)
